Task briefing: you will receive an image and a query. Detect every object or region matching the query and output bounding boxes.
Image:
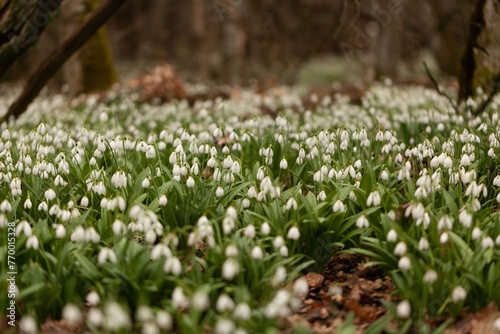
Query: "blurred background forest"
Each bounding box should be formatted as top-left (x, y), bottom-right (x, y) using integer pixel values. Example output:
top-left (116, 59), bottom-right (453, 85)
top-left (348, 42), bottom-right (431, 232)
top-left (3, 0), bottom-right (500, 96)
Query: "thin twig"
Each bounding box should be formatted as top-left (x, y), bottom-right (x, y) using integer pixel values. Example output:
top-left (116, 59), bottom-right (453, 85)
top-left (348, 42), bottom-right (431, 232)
top-left (423, 61), bottom-right (458, 109)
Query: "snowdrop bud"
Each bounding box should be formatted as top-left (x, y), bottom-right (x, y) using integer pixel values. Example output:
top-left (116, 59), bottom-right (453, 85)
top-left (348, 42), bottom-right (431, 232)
top-left (440, 232), bottom-right (449, 244)
top-left (272, 266), bottom-right (287, 286)
top-left (261, 222), bottom-right (271, 235)
top-left (396, 300), bottom-right (411, 319)
top-left (233, 303), bottom-right (251, 320)
top-left (24, 198), bottom-right (32, 209)
top-left (398, 256), bottom-right (411, 270)
top-left (471, 227), bottom-right (481, 240)
top-left (482, 236), bottom-right (494, 249)
top-left (251, 246), bottom-right (264, 259)
top-left (423, 269), bottom-right (438, 284)
top-left (222, 258), bottom-right (240, 280)
top-left (172, 287), bottom-right (189, 310)
top-left (285, 197), bottom-right (298, 211)
top-left (273, 236), bottom-right (285, 248)
top-left (332, 200), bottom-right (345, 213)
top-left (243, 224), bottom-right (255, 238)
top-left (216, 186), bottom-right (225, 197)
top-left (142, 177), bottom-right (150, 189)
top-left (279, 245), bottom-right (289, 257)
top-left (186, 176), bottom-right (195, 188)
top-left (86, 291), bottom-right (100, 306)
top-left (459, 210), bottom-right (472, 228)
top-left (19, 315), bottom-right (38, 334)
top-left (216, 294), bottom-right (235, 312)
top-left (62, 303), bottom-right (83, 324)
top-left (451, 286), bottom-right (467, 303)
top-left (394, 241), bottom-right (408, 256)
top-left (80, 196), bottom-right (89, 207)
top-left (287, 226), bottom-right (300, 240)
top-left (225, 244), bottom-right (238, 257)
top-left (293, 278), bottom-right (309, 297)
top-left (280, 158), bottom-right (288, 169)
top-left (355, 215), bottom-right (369, 228)
top-left (418, 237), bottom-right (429, 251)
top-left (192, 290), bottom-right (210, 311)
top-left (26, 235), bottom-right (39, 250)
top-left (156, 311), bottom-right (173, 330)
top-left (386, 229), bottom-right (397, 243)
top-left (215, 319), bottom-right (235, 334)
top-left (242, 198), bottom-right (250, 208)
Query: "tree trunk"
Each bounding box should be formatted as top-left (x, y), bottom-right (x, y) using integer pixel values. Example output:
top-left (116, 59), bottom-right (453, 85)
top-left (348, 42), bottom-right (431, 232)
top-left (0, 0), bottom-right (63, 79)
top-left (2, 0), bottom-right (129, 121)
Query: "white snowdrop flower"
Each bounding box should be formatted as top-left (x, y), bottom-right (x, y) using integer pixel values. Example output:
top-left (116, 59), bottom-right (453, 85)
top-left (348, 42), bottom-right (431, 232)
top-left (386, 229), bottom-right (397, 243)
top-left (261, 222), bottom-right (271, 235)
top-left (104, 301), bottom-right (131, 331)
top-left (44, 188), bottom-right (56, 201)
top-left (100, 198), bottom-right (109, 209)
top-left (164, 257), bottom-right (182, 276)
top-left (256, 168), bottom-right (265, 180)
top-left (26, 235), bottom-right (39, 250)
top-left (459, 209), bottom-right (472, 228)
top-left (423, 269), bottom-right (438, 284)
top-left (216, 186), bottom-right (225, 197)
top-left (172, 287), bottom-right (189, 309)
top-left (70, 226), bottom-right (85, 242)
top-left (366, 190), bottom-right (381, 206)
top-left (251, 246), bottom-right (264, 259)
top-left (482, 236), bottom-right (494, 249)
top-left (273, 235), bottom-right (285, 248)
top-left (216, 294), bottom-right (235, 312)
top-left (87, 308), bottom-right (103, 328)
top-left (112, 219), bottom-right (126, 235)
top-left (16, 220), bottom-right (32, 237)
top-left (280, 158), bottom-right (288, 169)
top-left (89, 157), bottom-right (97, 166)
top-left (80, 196), bottom-right (89, 207)
top-left (231, 161), bottom-right (241, 174)
top-left (215, 318), bottom-right (235, 334)
top-left (24, 198), bottom-right (32, 209)
top-left (272, 266), bottom-right (287, 286)
top-left (293, 278), bottom-right (309, 297)
top-left (451, 286), bottom-right (467, 303)
top-left (396, 300), bottom-right (411, 319)
top-left (242, 198), bottom-right (250, 208)
top-left (247, 186), bottom-right (257, 198)
top-left (285, 197), bottom-right (297, 211)
top-left (151, 244), bottom-right (172, 260)
top-left (98, 247), bottom-right (117, 265)
top-left (222, 258), bottom-right (240, 280)
top-left (494, 175), bottom-right (500, 187)
top-left (332, 199), bottom-right (346, 213)
top-left (418, 237), bottom-right (429, 251)
top-left (460, 154), bottom-right (471, 166)
top-left (355, 215), bottom-right (369, 228)
top-left (495, 235), bottom-right (500, 246)
top-left (85, 227), bottom-right (100, 243)
top-left (157, 194), bottom-right (168, 206)
top-left (243, 224), bottom-right (255, 238)
top-left (438, 215), bottom-right (453, 231)
top-left (394, 241), bottom-right (407, 256)
top-left (280, 245), bottom-right (289, 257)
top-left (52, 224), bottom-right (66, 239)
top-left (19, 315), bottom-right (38, 334)
top-left (192, 290), bottom-right (210, 311)
top-left (233, 303), bottom-right (251, 320)
top-left (111, 171), bottom-right (127, 189)
top-left (225, 244), bottom-right (238, 257)
top-left (156, 310), bottom-right (173, 330)
top-left (388, 210), bottom-right (396, 220)
top-left (86, 291), bottom-right (100, 306)
top-left (186, 176), bottom-right (195, 188)
top-left (37, 200), bottom-right (48, 212)
top-left (287, 226), bottom-right (300, 240)
top-left (398, 256), bottom-right (411, 270)
top-left (62, 303), bottom-right (82, 324)
top-left (317, 190), bottom-right (326, 201)
top-left (497, 192), bottom-right (500, 203)
top-left (142, 177), bottom-right (151, 189)
top-left (440, 232), bottom-right (449, 244)
top-left (380, 170), bottom-right (389, 181)
top-left (472, 227), bottom-right (481, 240)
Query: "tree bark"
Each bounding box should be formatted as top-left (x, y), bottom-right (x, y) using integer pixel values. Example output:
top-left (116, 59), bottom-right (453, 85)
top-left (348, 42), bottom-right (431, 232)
top-left (0, 0), bottom-right (63, 79)
top-left (2, 0), bottom-right (129, 122)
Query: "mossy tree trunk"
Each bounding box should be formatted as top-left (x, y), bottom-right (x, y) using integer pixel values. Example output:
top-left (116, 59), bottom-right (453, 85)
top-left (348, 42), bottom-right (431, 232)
top-left (61, 0), bottom-right (118, 95)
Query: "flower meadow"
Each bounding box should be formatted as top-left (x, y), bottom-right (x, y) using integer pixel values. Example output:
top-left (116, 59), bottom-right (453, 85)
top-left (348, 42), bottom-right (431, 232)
top-left (2, 84), bottom-right (500, 333)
